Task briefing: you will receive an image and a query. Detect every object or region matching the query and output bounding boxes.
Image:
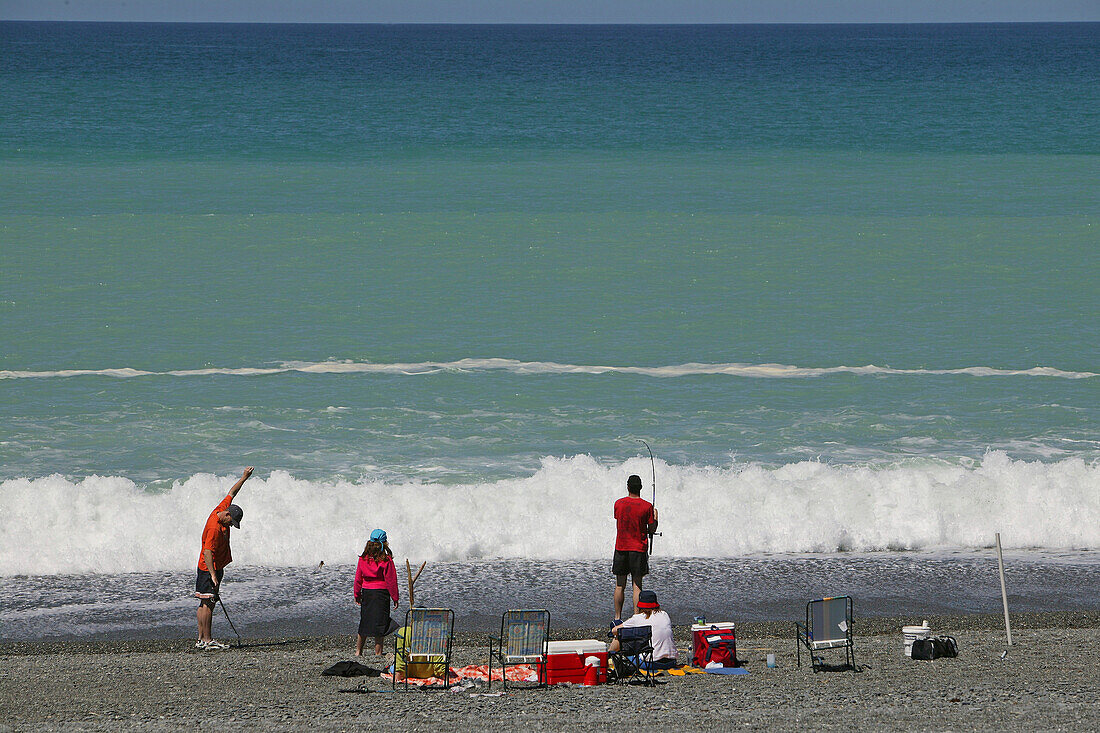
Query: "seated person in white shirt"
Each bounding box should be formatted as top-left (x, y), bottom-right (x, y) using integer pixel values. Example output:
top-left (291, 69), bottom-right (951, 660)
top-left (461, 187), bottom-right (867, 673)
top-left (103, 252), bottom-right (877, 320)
top-left (609, 589), bottom-right (678, 669)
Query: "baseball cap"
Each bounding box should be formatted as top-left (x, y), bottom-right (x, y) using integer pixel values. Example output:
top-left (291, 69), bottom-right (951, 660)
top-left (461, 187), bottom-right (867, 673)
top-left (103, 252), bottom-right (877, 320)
top-left (227, 504), bottom-right (243, 528)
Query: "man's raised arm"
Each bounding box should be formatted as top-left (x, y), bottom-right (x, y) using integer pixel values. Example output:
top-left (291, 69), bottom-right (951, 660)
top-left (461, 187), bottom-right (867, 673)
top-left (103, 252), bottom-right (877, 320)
top-left (228, 466), bottom-right (254, 498)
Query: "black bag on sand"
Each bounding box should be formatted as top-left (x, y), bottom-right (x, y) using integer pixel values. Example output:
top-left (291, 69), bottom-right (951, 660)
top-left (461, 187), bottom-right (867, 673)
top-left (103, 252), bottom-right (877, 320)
top-left (910, 639), bottom-right (935, 660)
top-left (911, 636), bottom-right (958, 660)
top-left (935, 636), bottom-right (959, 658)
top-left (322, 660), bottom-right (383, 677)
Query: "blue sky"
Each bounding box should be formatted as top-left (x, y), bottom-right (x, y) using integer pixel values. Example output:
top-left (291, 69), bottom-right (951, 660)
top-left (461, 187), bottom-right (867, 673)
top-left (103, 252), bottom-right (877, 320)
top-left (2, 0), bottom-right (1099, 23)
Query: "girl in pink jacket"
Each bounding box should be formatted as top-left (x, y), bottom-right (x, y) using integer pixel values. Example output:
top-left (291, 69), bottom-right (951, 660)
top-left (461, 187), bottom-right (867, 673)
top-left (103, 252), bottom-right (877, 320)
top-left (354, 528), bottom-right (399, 656)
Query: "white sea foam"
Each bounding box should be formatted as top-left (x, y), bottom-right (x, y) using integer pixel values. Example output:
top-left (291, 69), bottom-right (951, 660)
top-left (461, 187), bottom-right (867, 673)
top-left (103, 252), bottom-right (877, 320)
top-left (2, 453), bottom-right (1097, 575)
top-left (0, 358), bottom-right (1095, 380)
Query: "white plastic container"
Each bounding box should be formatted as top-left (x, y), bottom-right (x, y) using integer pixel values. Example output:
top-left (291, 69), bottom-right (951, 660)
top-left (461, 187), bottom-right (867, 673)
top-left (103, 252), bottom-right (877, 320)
top-left (902, 620), bottom-right (931, 657)
top-left (546, 639), bottom-right (606, 655)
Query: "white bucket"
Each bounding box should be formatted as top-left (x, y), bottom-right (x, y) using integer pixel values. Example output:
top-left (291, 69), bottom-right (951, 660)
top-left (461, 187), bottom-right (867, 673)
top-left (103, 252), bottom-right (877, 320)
top-left (902, 621), bottom-right (931, 657)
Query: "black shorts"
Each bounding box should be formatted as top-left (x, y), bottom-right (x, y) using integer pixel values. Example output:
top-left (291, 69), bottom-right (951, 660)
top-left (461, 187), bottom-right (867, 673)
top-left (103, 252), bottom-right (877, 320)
top-left (612, 550), bottom-right (649, 579)
top-left (195, 568), bottom-right (224, 599)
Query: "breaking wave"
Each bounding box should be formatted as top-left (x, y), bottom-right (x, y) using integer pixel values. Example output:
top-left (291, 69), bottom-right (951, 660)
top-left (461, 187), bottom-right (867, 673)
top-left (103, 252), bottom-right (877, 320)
top-left (2, 452), bottom-right (1097, 575)
top-left (1, 358), bottom-right (1095, 380)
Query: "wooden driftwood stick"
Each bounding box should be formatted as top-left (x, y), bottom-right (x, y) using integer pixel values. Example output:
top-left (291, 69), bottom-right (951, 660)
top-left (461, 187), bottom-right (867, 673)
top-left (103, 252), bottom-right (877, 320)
top-left (405, 559), bottom-right (426, 607)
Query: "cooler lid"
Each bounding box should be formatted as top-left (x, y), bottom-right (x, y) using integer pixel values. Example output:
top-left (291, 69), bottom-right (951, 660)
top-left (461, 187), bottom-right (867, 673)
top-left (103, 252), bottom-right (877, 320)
top-left (547, 639), bottom-right (607, 654)
top-left (691, 622), bottom-right (736, 631)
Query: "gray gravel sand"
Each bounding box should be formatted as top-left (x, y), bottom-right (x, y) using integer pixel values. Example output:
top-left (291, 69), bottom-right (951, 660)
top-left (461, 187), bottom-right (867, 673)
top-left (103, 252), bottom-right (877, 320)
top-left (2, 611), bottom-right (1097, 731)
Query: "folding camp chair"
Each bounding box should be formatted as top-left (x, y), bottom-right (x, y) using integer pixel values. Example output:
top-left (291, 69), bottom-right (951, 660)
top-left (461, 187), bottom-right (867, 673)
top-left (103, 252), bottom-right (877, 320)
top-left (795, 596), bottom-right (855, 672)
top-left (609, 625), bottom-right (655, 686)
top-left (487, 609), bottom-right (550, 690)
top-left (393, 608), bottom-right (455, 690)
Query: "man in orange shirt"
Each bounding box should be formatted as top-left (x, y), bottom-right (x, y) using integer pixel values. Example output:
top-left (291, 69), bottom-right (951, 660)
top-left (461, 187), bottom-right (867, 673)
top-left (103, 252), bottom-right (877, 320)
top-left (195, 466), bottom-right (253, 650)
top-left (613, 474), bottom-right (658, 621)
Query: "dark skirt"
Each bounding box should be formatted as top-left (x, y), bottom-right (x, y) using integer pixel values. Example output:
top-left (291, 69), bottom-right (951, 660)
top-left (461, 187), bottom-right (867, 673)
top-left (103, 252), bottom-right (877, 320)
top-left (358, 589), bottom-right (392, 637)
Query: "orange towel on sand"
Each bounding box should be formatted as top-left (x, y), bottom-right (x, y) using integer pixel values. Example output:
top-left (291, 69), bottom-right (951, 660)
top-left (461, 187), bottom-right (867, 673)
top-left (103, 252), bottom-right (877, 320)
top-left (453, 664), bottom-right (539, 682)
top-left (382, 664), bottom-right (539, 686)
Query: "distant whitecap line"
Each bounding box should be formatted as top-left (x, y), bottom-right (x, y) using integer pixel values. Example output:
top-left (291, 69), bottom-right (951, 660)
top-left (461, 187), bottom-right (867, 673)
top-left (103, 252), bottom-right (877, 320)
top-left (0, 358), bottom-right (1096, 380)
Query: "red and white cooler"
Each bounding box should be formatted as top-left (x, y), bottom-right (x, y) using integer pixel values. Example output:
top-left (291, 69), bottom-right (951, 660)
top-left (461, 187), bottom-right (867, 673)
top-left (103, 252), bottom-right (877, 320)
top-left (691, 622), bottom-right (737, 668)
top-left (541, 639), bottom-right (608, 684)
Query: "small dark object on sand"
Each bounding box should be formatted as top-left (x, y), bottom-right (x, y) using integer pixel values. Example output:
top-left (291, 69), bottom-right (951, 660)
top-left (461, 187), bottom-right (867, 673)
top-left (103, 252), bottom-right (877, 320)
top-left (338, 684), bottom-right (370, 694)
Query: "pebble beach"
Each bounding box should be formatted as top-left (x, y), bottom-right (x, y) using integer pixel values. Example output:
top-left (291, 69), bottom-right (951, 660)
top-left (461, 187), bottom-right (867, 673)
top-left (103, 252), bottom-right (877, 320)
top-left (2, 611), bottom-right (1097, 731)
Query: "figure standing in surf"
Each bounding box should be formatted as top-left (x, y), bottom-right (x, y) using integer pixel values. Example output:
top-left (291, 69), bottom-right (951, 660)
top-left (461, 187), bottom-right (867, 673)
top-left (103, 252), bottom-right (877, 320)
top-left (194, 466), bottom-right (253, 650)
top-left (612, 474), bottom-right (658, 621)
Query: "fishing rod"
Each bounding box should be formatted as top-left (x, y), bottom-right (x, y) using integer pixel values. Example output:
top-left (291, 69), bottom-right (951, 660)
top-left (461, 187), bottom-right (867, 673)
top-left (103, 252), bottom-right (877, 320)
top-left (213, 587), bottom-right (243, 648)
top-left (637, 439), bottom-right (662, 556)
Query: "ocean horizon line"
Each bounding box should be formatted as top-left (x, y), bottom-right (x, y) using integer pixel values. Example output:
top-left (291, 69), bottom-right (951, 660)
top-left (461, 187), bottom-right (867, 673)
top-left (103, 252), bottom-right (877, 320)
top-left (4, 20), bottom-right (1099, 27)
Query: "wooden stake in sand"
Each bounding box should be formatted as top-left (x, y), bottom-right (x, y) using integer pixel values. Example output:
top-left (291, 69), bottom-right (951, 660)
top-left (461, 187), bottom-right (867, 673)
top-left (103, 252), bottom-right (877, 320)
top-left (995, 532), bottom-right (1013, 646)
top-left (405, 559), bottom-right (426, 608)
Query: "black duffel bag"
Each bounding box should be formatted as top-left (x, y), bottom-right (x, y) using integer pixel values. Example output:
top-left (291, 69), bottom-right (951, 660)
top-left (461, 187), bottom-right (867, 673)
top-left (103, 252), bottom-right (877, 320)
top-left (911, 635), bottom-right (959, 660)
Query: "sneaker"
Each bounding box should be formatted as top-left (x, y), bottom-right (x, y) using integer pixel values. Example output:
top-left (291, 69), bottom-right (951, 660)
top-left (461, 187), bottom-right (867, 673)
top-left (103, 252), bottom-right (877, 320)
top-left (195, 640), bottom-right (208, 649)
top-left (204, 640), bottom-right (230, 650)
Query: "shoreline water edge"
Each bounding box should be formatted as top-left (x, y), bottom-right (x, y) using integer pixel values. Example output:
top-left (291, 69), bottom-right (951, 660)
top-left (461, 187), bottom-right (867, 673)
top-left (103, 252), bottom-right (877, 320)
top-left (4, 552), bottom-right (1099, 642)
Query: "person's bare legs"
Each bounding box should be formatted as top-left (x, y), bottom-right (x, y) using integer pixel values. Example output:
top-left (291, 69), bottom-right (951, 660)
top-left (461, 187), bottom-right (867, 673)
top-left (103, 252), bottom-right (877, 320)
top-left (632, 577), bottom-right (643, 616)
top-left (614, 575), bottom-right (629, 619)
top-left (197, 600), bottom-right (214, 642)
top-left (355, 634), bottom-right (365, 656)
top-left (374, 635), bottom-right (384, 656)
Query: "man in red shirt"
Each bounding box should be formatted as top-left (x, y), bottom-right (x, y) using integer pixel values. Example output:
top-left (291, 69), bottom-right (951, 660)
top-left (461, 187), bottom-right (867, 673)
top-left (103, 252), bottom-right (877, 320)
top-left (194, 466), bottom-right (253, 650)
top-left (613, 474), bottom-right (658, 620)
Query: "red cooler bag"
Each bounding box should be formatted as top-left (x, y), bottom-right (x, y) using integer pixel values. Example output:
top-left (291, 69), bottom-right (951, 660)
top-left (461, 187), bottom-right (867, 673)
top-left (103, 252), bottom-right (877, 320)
top-left (691, 623), bottom-right (737, 668)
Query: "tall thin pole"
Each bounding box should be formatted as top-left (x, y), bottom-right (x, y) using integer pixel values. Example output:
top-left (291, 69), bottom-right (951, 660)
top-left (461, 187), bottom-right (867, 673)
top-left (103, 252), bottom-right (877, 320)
top-left (638, 439), bottom-right (657, 556)
top-left (995, 532), bottom-right (1013, 646)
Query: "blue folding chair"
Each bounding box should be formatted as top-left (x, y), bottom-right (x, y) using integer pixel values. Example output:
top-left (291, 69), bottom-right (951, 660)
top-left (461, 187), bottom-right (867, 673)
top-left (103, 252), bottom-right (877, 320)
top-left (610, 625), bottom-right (655, 686)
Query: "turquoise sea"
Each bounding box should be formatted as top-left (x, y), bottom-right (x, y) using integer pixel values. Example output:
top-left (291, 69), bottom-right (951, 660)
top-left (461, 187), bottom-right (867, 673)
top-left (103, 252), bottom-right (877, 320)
top-left (1, 22), bottom-right (1097, 638)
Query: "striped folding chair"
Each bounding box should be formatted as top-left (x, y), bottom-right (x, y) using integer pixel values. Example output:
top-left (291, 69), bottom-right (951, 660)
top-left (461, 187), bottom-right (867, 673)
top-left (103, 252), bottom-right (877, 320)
top-left (488, 609), bottom-right (550, 690)
top-left (393, 608), bottom-right (455, 690)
